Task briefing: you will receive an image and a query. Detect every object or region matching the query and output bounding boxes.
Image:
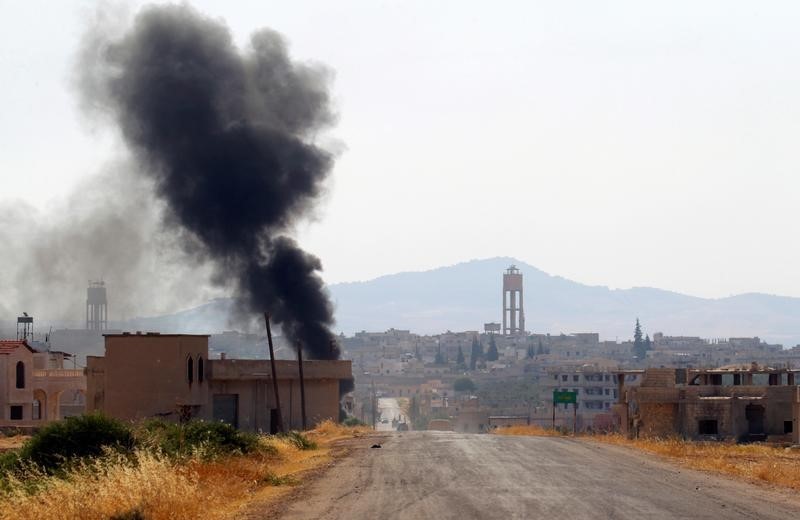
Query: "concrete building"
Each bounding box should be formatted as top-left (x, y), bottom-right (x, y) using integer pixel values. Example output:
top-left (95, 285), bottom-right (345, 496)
top-left (86, 333), bottom-right (352, 432)
top-left (617, 367), bottom-right (800, 443)
top-left (0, 340), bottom-right (86, 428)
top-left (543, 366), bottom-right (641, 431)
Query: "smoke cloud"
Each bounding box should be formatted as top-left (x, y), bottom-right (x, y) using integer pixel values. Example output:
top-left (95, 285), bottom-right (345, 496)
top-left (0, 166), bottom-right (219, 329)
top-left (80, 5), bottom-right (340, 359)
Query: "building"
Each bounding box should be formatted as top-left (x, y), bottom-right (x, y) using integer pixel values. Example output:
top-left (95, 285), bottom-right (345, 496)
top-left (86, 333), bottom-right (352, 432)
top-left (543, 366), bottom-right (640, 431)
top-left (0, 340), bottom-right (86, 428)
top-left (617, 367), bottom-right (800, 444)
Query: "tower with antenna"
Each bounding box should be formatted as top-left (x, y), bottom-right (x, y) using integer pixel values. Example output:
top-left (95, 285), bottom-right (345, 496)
top-left (502, 265), bottom-right (525, 336)
top-left (86, 280), bottom-right (108, 331)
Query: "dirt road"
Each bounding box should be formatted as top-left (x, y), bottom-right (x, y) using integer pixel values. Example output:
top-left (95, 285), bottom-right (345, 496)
top-left (275, 431), bottom-right (800, 520)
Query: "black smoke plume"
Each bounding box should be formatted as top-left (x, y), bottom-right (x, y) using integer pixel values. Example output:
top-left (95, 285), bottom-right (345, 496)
top-left (82, 5), bottom-right (340, 359)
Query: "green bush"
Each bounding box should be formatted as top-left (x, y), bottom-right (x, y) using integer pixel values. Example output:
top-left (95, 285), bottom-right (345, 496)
top-left (16, 414), bottom-right (135, 474)
top-left (280, 431), bottom-right (317, 450)
top-left (453, 377), bottom-right (477, 393)
top-left (342, 417), bottom-right (366, 427)
top-left (136, 419), bottom-right (259, 458)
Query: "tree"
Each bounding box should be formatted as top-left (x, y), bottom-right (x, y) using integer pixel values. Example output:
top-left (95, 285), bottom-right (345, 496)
top-left (644, 334), bottom-right (652, 352)
top-left (469, 336), bottom-right (480, 370)
top-left (633, 318), bottom-right (645, 360)
top-left (434, 344), bottom-right (445, 364)
top-left (453, 377), bottom-right (477, 393)
top-left (486, 334), bottom-right (499, 362)
top-left (536, 339), bottom-right (545, 355)
top-left (415, 343), bottom-right (422, 361)
top-left (526, 344), bottom-right (535, 359)
top-left (456, 345), bottom-right (466, 367)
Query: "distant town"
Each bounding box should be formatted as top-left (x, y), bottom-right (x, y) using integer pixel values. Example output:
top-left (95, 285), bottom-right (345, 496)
top-left (3, 265), bottom-right (799, 442)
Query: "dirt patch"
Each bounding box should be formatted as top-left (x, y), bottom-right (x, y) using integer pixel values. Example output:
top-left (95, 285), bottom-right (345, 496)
top-left (238, 433), bottom-right (388, 519)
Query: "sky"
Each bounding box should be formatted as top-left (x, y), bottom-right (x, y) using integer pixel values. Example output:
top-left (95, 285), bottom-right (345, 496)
top-left (1, 0), bottom-right (799, 300)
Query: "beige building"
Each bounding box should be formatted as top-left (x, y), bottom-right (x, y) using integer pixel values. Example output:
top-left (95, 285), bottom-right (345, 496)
top-left (617, 367), bottom-right (800, 444)
top-left (0, 340), bottom-right (86, 428)
top-left (87, 333), bottom-right (352, 432)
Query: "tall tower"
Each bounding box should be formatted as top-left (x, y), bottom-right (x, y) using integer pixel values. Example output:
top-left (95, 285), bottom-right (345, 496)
top-left (16, 313), bottom-right (33, 341)
top-left (86, 280), bottom-right (108, 331)
top-left (502, 265), bottom-right (525, 335)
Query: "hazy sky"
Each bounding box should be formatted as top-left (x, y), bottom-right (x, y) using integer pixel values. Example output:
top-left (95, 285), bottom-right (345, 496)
top-left (2, 0), bottom-right (798, 299)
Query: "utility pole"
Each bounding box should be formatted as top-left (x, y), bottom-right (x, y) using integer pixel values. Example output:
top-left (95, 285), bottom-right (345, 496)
top-left (371, 378), bottom-right (376, 429)
top-left (297, 343), bottom-right (308, 430)
top-left (264, 313), bottom-right (284, 433)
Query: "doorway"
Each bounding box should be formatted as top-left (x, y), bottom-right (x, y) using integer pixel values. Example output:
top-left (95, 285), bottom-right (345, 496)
top-left (745, 404), bottom-right (765, 435)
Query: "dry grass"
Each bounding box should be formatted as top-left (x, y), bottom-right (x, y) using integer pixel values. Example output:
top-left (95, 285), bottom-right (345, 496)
top-left (493, 424), bottom-right (569, 437)
top-left (0, 435), bottom-right (29, 451)
top-left (492, 426), bottom-right (800, 491)
top-left (594, 435), bottom-right (800, 491)
top-left (0, 421), bottom-right (369, 520)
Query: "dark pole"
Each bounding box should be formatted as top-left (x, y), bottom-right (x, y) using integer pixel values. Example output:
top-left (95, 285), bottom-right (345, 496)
top-left (264, 313), bottom-right (284, 433)
top-left (297, 343), bottom-right (308, 430)
top-left (573, 402), bottom-right (577, 434)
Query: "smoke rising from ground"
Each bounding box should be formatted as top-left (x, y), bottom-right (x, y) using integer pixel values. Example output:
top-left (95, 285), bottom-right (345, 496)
top-left (79, 5), bottom-right (340, 359)
top-left (0, 166), bottom-right (221, 327)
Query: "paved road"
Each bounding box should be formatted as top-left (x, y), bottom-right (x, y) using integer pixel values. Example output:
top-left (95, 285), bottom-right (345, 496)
top-left (277, 432), bottom-right (800, 520)
top-left (376, 397), bottom-right (403, 431)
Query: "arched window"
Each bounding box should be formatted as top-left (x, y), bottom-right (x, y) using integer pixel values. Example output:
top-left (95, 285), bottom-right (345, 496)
top-left (197, 356), bottom-right (204, 384)
top-left (187, 356), bottom-right (194, 384)
top-left (15, 361), bottom-right (25, 389)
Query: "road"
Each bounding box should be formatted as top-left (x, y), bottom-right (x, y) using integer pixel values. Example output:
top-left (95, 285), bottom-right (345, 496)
top-left (376, 397), bottom-right (403, 431)
top-left (276, 431), bottom-right (800, 520)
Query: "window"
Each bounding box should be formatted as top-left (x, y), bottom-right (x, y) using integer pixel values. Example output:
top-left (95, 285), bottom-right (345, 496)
top-left (187, 356), bottom-right (194, 384)
top-left (15, 361), bottom-right (25, 389)
top-left (561, 375), bottom-right (568, 381)
top-left (785, 421), bottom-right (793, 434)
top-left (572, 375), bottom-right (579, 382)
top-left (197, 356), bottom-right (204, 384)
top-left (698, 419), bottom-right (718, 435)
top-left (32, 400), bottom-right (41, 420)
top-left (10, 406), bottom-right (23, 421)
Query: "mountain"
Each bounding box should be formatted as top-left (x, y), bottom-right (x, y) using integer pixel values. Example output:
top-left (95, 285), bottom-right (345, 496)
top-left (126, 257), bottom-right (800, 347)
top-left (328, 257), bottom-right (800, 347)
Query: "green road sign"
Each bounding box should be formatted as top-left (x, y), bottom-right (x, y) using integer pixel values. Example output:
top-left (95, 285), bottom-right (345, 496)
top-left (553, 390), bottom-right (577, 404)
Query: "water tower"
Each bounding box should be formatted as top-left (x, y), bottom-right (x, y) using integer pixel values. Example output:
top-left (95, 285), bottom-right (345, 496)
top-left (86, 280), bottom-right (108, 331)
top-left (16, 313), bottom-right (33, 341)
top-left (502, 265), bottom-right (525, 335)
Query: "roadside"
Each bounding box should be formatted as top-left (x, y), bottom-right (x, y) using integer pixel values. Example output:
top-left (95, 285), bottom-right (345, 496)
top-left (494, 425), bottom-right (800, 492)
top-left (0, 420), bottom-right (373, 520)
top-left (241, 430), bottom-right (388, 519)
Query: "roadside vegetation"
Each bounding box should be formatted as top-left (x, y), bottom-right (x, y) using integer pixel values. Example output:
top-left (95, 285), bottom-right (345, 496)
top-left (0, 414), bottom-right (370, 520)
top-left (493, 425), bottom-right (800, 491)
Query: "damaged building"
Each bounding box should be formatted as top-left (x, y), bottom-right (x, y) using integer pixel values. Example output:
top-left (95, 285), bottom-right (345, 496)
top-left (616, 367), bottom-right (800, 444)
top-left (86, 333), bottom-right (352, 432)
